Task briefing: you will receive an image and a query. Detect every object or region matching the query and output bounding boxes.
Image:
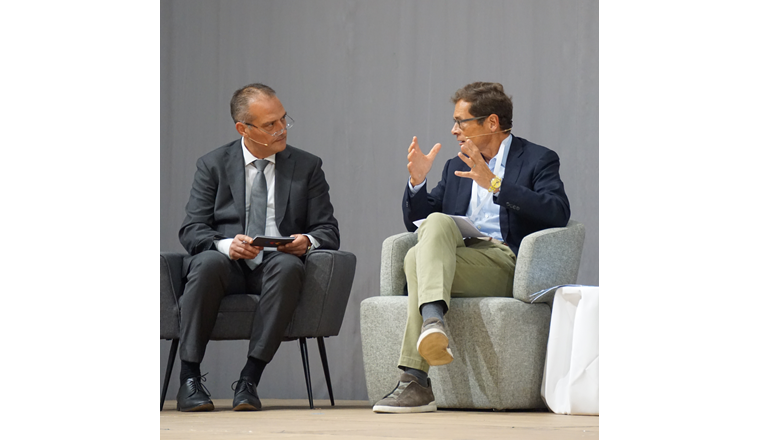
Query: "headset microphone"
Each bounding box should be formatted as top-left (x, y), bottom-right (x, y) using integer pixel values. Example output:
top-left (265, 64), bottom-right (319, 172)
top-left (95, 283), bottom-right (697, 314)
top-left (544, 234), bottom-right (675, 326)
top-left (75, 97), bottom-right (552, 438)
top-left (246, 137), bottom-right (269, 147)
top-left (464, 128), bottom-right (512, 140)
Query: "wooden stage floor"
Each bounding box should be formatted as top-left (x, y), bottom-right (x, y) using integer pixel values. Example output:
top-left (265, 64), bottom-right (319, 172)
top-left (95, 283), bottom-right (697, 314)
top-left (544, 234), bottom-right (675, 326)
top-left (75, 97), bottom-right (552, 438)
top-left (160, 398), bottom-right (599, 439)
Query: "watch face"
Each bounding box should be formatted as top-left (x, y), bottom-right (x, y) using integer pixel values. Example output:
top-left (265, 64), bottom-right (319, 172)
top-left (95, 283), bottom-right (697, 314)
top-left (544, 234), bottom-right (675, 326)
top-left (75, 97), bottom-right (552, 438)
top-left (489, 177), bottom-right (501, 193)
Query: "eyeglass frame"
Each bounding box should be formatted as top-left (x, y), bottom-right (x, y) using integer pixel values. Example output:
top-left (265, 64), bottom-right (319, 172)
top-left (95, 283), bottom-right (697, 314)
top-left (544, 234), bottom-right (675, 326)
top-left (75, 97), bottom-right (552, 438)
top-left (241, 114), bottom-right (294, 137)
top-left (453, 115), bottom-right (489, 130)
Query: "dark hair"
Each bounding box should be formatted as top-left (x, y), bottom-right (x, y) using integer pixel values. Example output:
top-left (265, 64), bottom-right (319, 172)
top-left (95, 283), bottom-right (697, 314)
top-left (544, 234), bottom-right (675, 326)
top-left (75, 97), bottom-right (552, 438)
top-left (451, 82), bottom-right (513, 130)
top-left (230, 83), bottom-right (277, 123)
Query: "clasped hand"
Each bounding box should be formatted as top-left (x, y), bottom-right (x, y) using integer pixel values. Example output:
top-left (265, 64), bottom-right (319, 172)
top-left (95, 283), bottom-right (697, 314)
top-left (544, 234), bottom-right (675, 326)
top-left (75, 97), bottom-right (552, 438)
top-left (229, 233), bottom-right (311, 260)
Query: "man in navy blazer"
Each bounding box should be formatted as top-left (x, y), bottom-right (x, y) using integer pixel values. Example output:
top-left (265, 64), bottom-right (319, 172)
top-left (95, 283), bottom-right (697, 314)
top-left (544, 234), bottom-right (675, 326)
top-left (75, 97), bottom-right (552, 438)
top-left (176, 83), bottom-right (339, 412)
top-left (401, 127), bottom-right (570, 257)
top-left (373, 82), bottom-right (570, 413)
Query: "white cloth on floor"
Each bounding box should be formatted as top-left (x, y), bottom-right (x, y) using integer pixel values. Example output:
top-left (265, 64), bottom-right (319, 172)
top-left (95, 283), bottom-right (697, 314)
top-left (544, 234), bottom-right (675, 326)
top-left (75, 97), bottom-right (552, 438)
top-left (541, 285), bottom-right (599, 415)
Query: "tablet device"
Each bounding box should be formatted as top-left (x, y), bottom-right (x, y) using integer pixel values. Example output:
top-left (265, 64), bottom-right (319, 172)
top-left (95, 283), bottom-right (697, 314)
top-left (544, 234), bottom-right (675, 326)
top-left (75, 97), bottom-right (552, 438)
top-left (249, 235), bottom-right (296, 247)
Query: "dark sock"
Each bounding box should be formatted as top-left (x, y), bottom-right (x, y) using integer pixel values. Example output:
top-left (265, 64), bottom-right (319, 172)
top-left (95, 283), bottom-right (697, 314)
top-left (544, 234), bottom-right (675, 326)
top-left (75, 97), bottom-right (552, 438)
top-left (180, 360), bottom-right (201, 382)
top-left (402, 367), bottom-right (428, 385)
top-left (240, 357), bottom-right (268, 385)
top-left (420, 300), bottom-right (446, 322)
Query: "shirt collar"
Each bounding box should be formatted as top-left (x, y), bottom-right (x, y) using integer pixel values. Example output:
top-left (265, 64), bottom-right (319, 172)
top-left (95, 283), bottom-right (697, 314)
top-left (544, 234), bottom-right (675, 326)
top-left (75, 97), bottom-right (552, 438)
top-left (241, 137), bottom-right (277, 166)
top-left (490, 134), bottom-right (512, 170)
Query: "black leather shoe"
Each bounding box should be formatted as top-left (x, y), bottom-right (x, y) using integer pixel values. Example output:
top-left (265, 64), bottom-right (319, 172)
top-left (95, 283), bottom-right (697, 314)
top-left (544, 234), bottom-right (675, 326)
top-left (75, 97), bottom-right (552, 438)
top-left (232, 376), bottom-right (261, 411)
top-left (176, 375), bottom-right (214, 412)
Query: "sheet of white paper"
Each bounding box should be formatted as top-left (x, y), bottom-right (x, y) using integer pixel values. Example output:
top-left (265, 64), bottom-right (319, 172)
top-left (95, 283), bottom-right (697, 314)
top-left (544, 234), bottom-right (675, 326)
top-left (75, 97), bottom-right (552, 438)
top-left (413, 215), bottom-right (487, 238)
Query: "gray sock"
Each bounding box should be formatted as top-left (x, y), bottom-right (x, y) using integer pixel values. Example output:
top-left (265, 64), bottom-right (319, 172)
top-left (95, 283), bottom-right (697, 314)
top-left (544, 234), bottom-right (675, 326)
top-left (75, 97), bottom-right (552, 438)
top-left (420, 300), bottom-right (446, 322)
top-left (402, 367), bottom-right (428, 385)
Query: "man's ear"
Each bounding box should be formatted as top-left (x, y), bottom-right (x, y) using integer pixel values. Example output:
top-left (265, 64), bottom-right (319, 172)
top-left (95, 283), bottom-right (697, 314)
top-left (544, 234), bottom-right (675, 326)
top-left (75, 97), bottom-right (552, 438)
top-left (489, 114), bottom-right (500, 132)
top-left (234, 121), bottom-right (247, 136)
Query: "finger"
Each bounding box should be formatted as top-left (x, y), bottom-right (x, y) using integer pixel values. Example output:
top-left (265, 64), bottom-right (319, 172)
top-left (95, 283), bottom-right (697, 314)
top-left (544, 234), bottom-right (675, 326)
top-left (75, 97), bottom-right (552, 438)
top-left (408, 136), bottom-right (419, 153)
top-left (462, 142), bottom-right (486, 166)
top-left (454, 170), bottom-right (473, 179)
top-left (464, 138), bottom-right (479, 152)
top-left (463, 141), bottom-right (484, 163)
top-left (457, 151), bottom-right (474, 166)
top-left (229, 247), bottom-right (243, 260)
top-left (279, 243), bottom-right (305, 255)
top-left (278, 242), bottom-right (296, 251)
top-left (428, 143), bottom-right (442, 158)
top-left (235, 234), bottom-right (253, 240)
top-left (232, 245), bottom-right (254, 260)
top-left (460, 140), bottom-right (476, 155)
top-left (279, 234), bottom-right (301, 250)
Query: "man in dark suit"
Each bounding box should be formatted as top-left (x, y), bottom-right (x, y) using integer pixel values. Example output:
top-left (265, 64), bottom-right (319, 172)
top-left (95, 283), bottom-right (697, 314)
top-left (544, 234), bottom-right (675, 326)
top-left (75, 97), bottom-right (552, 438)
top-left (176, 83), bottom-right (339, 412)
top-left (373, 82), bottom-right (570, 413)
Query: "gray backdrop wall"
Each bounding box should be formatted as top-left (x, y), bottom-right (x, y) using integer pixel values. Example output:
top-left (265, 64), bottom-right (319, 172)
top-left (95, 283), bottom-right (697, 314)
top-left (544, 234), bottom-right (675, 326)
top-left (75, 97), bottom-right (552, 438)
top-left (160, 0), bottom-right (598, 401)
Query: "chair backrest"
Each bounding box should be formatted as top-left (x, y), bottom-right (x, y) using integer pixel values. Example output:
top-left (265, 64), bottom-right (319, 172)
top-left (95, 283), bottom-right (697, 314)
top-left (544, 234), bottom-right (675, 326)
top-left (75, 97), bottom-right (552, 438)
top-left (511, 220), bottom-right (585, 303)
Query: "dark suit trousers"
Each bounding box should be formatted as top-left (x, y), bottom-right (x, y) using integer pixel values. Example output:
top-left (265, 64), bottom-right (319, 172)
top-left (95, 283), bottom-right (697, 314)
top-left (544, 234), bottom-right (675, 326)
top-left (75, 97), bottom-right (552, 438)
top-left (178, 250), bottom-right (305, 364)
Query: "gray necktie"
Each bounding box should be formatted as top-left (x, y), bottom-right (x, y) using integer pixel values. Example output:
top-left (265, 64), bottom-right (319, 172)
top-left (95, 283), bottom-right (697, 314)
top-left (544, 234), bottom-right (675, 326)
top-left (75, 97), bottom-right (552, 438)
top-left (245, 159), bottom-right (269, 268)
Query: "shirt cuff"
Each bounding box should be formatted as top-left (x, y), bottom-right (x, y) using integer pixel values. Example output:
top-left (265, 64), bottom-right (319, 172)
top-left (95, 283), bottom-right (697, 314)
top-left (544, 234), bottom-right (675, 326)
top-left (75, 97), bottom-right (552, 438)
top-left (304, 234), bottom-right (320, 252)
top-left (214, 238), bottom-right (234, 259)
top-left (408, 178), bottom-right (426, 195)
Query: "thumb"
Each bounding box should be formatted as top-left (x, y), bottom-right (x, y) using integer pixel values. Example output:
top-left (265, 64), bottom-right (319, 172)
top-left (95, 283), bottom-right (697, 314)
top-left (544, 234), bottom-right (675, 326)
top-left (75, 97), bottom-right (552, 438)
top-left (428, 143), bottom-right (442, 159)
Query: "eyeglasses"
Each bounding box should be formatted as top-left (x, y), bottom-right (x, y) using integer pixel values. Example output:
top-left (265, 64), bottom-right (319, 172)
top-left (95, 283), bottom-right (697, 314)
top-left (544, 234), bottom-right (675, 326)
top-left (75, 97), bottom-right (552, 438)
top-left (243, 114), bottom-right (294, 137)
top-left (453, 116), bottom-right (488, 129)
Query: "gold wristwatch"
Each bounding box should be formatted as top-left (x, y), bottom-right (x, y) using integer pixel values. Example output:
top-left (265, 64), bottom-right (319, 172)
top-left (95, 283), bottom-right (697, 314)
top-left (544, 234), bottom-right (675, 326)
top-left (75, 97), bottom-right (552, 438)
top-left (488, 176), bottom-right (502, 194)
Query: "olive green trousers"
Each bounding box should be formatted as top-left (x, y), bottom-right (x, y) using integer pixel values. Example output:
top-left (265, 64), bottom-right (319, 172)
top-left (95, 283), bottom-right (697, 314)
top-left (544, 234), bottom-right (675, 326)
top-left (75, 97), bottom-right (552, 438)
top-left (398, 212), bottom-right (517, 372)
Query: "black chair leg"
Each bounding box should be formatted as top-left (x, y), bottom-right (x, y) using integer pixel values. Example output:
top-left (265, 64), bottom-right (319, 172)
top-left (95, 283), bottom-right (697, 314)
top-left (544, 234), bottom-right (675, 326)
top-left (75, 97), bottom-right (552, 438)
top-left (299, 337), bottom-right (314, 409)
top-left (317, 337), bottom-right (335, 406)
top-left (161, 339), bottom-right (179, 411)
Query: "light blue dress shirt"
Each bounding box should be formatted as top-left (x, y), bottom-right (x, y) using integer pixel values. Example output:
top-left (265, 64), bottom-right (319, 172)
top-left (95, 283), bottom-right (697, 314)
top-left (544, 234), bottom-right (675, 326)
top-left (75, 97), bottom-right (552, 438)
top-left (465, 135), bottom-right (512, 241)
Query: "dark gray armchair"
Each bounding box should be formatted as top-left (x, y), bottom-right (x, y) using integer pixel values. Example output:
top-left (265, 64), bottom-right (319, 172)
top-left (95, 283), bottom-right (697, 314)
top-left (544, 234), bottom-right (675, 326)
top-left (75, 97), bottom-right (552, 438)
top-left (160, 249), bottom-right (357, 410)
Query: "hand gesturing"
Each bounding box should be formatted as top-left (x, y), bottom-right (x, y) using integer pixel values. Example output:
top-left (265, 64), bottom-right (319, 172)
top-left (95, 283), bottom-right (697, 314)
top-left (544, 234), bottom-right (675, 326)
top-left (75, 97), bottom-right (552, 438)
top-left (407, 136), bottom-right (441, 186)
top-left (454, 139), bottom-right (496, 189)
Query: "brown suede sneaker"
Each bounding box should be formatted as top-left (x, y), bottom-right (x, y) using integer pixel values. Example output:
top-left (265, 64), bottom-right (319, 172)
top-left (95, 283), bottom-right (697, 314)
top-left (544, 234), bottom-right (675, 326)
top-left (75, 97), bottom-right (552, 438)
top-left (372, 372), bottom-right (437, 413)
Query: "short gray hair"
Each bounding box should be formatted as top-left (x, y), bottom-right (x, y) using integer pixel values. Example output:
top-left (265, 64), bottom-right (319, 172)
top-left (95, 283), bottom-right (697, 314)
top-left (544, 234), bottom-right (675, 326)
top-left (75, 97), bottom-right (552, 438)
top-left (230, 83), bottom-right (277, 123)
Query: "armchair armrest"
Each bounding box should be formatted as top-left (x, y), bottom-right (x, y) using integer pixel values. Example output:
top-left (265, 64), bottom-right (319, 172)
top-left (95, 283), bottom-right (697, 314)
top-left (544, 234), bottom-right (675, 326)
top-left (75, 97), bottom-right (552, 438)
top-left (380, 232), bottom-right (417, 296)
top-left (286, 249), bottom-right (357, 338)
top-left (512, 220), bottom-right (585, 304)
top-left (160, 252), bottom-right (187, 339)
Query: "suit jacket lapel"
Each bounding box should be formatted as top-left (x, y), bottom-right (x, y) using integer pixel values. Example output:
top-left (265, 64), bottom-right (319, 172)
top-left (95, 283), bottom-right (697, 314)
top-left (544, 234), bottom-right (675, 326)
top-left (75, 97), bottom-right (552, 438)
top-left (274, 147), bottom-right (294, 228)
top-left (454, 160), bottom-right (472, 215)
top-left (226, 140), bottom-right (247, 225)
top-left (502, 136), bottom-right (525, 184)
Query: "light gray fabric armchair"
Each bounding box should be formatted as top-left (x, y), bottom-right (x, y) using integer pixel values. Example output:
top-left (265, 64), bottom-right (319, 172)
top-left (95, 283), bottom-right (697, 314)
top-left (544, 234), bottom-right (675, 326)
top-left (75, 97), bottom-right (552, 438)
top-left (160, 249), bottom-right (356, 410)
top-left (360, 220), bottom-right (585, 410)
